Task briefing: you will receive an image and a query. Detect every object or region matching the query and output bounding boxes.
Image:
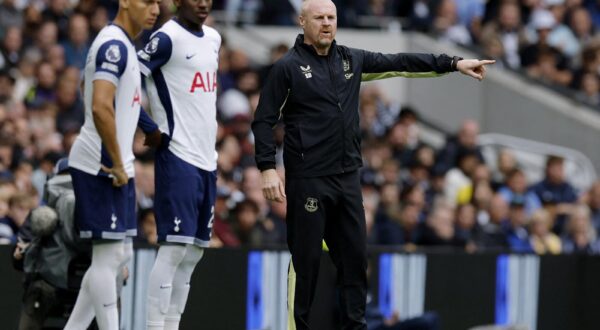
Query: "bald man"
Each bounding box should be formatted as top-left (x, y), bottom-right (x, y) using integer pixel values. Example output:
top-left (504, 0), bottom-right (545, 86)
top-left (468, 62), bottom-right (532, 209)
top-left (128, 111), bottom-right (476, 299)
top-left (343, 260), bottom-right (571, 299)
top-left (252, 1), bottom-right (494, 328)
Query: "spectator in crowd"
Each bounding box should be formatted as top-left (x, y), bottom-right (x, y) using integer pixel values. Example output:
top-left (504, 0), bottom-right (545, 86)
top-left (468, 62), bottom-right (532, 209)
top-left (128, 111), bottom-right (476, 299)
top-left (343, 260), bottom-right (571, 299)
top-left (1, 26), bottom-right (22, 70)
top-left (454, 202), bottom-right (478, 247)
top-left (0, 69), bottom-right (17, 106)
top-left (474, 194), bottom-right (509, 251)
top-left (54, 71), bottom-right (84, 134)
top-left (377, 201), bottom-right (424, 246)
top-left (24, 62), bottom-right (57, 109)
top-left (480, 1), bottom-right (528, 69)
top-left (435, 119), bottom-right (484, 175)
top-left (497, 168), bottom-right (542, 216)
top-left (42, 0), bottom-right (71, 40)
top-left (61, 14), bottom-right (90, 70)
top-left (374, 183), bottom-right (404, 244)
top-left (455, 0), bottom-right (485, 41)
top-left (491, 148), bottom-right (518, 189)
top-left (504, 195), bottom-right (534, 253)
top-left (433, 0), bottom-right (473, 45)
top-left (530, 155), bottom-right (578, 232)
top-left (567, 6), bottom-right (594, 49)
top-left (521, 10), bottom-right (572, 86)
top-left (212, 186), bottom-right (241, 247)
top-left (529, 208), bottom-right (562, 254)
top-left (419, 201), bottom-right (462, 248)
top-left (33, 21), bottom-right (59, 55)
top-left (0, 193), bottom-right (34, 244)
top-left (574, 71), bottom-right (600, 105)
top-left (481, 34), bottom-right (509, 69)
top-left (231, 199), bottom-right (267, 246)
top-left (444, 148), bottom-right (480, 206)
top-left (571, 43), bottom-right (599, 91)
top-left (561, 205), bottom-right (600, 254)
top-left (0, 0), bottom-right (23, 38)
top-left (545, 1), bottom-right (580, 59)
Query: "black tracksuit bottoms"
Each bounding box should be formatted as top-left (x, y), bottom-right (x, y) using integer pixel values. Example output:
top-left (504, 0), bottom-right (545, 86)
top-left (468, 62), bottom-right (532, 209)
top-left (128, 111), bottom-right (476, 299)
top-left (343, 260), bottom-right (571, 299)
top-left (286, 170), bottom-right (368, 330)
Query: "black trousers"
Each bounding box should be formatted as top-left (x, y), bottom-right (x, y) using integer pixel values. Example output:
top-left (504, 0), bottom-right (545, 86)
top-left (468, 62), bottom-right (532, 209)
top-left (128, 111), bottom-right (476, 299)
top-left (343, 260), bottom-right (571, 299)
top-left (286, 170), bottom-right (368, 330)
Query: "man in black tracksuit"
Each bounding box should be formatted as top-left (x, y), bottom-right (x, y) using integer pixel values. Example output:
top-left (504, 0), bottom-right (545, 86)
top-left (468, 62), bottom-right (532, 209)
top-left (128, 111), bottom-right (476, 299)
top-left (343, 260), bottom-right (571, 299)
top-left (251, 1), bottom-right (494, 329)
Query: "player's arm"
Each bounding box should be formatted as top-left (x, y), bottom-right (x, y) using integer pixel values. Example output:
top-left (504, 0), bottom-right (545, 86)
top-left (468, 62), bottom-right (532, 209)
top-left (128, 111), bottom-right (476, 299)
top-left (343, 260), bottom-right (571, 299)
top-left (137, 32), bottom-right (172, 147)
top-left (138, 107), bottom-right (162, 147)
top-left (92, 39), bottom-right (129, 186)
top-left (93, 80), bottom-right (127, 186)
top-left (251, 61), bottom-right (289, 202)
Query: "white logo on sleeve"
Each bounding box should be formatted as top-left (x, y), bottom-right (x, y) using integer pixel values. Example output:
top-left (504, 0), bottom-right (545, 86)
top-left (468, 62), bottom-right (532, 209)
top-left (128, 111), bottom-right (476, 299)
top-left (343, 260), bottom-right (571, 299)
top-left (110, 213), bottom-right (117, 229)
top-left (106, 45), bottom-right (121, 63)
top-left (137, 49), bottom-right (150, 61)
top-left (101, 62), bottom-right (119, 73)
top-left (145, 37), bottom-right (159, 54)
top-left (305, 197), bottom-right (318, 212)
top-left (300, 65), bottom-right (312, 79)
top-left (174, 217), bottom-right (181, 232)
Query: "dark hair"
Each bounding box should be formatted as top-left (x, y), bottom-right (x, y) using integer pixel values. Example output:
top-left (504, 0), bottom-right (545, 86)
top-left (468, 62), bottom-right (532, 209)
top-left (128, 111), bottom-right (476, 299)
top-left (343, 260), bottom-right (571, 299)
top-left (235, 199), bottom-right (259, 214)
top-left (546, 155), bottom-right (564, 168)
top-left (506, 167), bottom-right (524, 180)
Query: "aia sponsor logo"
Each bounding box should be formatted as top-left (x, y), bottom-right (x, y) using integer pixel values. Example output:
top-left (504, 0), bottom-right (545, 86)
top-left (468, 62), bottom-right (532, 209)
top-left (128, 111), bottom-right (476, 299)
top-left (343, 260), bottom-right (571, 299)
top-left (189, 71), bottom-right (217, 93)
top-left (131, 88), bottom-right (141, 107)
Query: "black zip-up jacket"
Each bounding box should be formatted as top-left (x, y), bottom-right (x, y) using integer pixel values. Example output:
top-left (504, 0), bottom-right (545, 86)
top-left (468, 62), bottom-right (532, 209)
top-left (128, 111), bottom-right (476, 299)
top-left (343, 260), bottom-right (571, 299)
top-left (252, 34), bottom-right (458, 178)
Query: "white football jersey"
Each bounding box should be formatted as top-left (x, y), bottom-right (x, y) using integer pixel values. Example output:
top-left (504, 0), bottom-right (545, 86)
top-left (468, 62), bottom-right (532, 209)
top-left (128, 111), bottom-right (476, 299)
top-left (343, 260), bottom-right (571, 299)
top-left (138, 19), bottom-right (220, 171)
top-left (69, 24), bottom-right (142, 178)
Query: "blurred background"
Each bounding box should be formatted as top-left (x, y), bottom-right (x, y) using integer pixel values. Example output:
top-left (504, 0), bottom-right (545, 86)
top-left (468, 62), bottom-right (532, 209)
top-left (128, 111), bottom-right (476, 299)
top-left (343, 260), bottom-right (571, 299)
top-left (2, 0), bottom-right (600, 329)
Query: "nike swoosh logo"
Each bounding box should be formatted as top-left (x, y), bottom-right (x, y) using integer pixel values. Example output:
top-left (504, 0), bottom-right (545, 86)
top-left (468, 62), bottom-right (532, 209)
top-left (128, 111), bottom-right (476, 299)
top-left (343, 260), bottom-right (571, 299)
top-left (160, 284), bottom-right (172, 289)
top-left (103, 302), bottom-right (117, 308)
top-left (186, 54), bottom-right (196, 60)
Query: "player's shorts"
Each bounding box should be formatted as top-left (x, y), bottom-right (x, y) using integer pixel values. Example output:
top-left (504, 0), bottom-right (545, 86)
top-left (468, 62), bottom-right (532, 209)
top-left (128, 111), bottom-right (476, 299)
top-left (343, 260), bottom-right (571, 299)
top-left (154, 148), bottom-right (216, 247)
top-left (70, 167), bottom-right (137, 240)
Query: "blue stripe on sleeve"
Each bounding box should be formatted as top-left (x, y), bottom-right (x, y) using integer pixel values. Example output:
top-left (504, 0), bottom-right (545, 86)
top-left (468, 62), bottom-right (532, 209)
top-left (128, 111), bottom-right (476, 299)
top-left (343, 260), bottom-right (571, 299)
top-left (94, 40), bottom-right (128, 84)
top-left (138, 32), bottom-right (172, 76)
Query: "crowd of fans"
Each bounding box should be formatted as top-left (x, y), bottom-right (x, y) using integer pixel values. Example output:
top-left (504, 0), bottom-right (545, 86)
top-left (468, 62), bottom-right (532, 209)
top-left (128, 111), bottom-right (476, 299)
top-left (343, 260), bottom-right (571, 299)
top-left (221, 0), bottom-right (600, 108)
top-left (0, 0), bottom-right (600, 255)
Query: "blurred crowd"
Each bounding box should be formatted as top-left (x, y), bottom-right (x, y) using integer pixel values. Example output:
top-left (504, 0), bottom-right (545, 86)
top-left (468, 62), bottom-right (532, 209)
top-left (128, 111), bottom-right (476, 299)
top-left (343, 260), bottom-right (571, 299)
top-left (1, 0), bottom-right (600, 255)
top-left (221, 0), bottom-right (600, 108)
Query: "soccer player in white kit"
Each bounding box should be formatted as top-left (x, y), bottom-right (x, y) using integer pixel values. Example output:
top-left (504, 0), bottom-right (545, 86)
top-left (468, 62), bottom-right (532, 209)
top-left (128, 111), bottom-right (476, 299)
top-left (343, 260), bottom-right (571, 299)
top-left (137, 0), bottom-right (219, 329)
top-left (64, 0), bottom-right (160, 328)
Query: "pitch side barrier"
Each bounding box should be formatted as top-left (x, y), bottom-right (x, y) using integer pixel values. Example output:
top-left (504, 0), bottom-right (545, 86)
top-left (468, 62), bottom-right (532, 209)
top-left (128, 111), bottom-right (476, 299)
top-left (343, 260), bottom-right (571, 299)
top-left (1, 245), bottom-right (599, 329)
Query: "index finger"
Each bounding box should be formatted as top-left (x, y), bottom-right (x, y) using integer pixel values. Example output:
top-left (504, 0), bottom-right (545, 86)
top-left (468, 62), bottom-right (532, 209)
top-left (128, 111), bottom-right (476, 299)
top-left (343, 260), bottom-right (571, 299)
top-left (479, 60), bottom-right (496, 65)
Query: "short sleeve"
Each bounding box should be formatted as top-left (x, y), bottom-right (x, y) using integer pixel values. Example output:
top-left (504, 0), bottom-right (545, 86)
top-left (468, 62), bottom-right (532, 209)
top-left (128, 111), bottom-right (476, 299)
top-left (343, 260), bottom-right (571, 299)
top-left (93, 39), bottom-right (128, 86)
top-left (137, 32), bottom-right (172, 76)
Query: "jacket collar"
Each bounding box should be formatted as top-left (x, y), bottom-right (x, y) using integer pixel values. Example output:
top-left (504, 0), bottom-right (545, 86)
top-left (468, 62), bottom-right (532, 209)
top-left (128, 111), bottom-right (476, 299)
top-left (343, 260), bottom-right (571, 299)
top-left (294, 34), bottom-right (337, 57)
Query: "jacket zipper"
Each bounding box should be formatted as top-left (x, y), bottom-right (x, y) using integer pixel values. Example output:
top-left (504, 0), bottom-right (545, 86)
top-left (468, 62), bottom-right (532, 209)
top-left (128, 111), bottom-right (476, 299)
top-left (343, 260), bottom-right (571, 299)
top-left (327, 53), bottom-right (345, 172)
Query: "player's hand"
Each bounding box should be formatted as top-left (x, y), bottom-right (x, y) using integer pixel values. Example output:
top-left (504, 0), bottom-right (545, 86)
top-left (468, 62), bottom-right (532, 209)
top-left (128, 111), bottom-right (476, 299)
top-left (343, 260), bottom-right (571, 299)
top-left (144, 129), bottom-right (163, 148)
top-left (261, 169), bottom-right (286, 203)
top-left (457, 59), bottom-right (495, 81)
top-left (101, 164), bottom-right (128, 187)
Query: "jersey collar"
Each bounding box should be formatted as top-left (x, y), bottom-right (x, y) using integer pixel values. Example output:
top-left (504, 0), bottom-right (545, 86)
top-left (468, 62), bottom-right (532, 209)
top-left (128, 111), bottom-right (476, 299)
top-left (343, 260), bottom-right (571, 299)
top-left (108, 22), bottom-right (134, 43)
top-left (172, 17), bottom-right (205, 38)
